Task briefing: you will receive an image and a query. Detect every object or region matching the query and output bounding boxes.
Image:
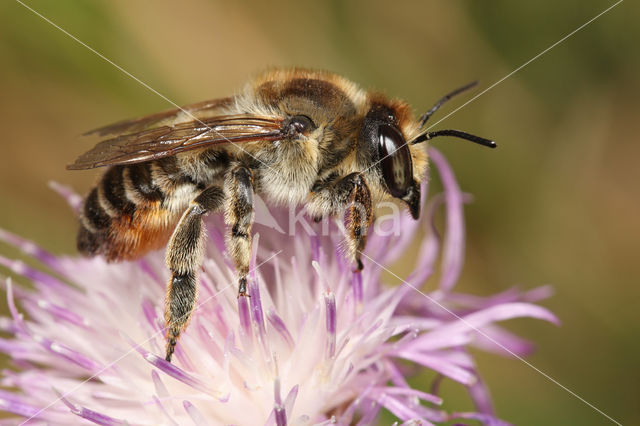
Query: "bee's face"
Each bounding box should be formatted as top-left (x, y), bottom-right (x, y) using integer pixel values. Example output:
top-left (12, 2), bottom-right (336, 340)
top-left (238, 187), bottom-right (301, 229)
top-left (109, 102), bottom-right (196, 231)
top-left (357, 101), bottom-right (425, 219)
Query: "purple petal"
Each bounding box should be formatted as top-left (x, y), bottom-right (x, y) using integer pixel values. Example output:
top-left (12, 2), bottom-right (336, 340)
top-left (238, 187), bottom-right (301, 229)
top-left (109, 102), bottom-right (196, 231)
top-left (141, 298), bottom-right (161, 332)
top-left (273, 377), bottom-right (283, 405)
top-left (5, 280), bottom-right (27, 336)
top-left (406, 194), bottom-right (444, 288)
top-left (324, 290), bottom-right (336, 359)
top-left (356, 399), bottom-right (382, 426)
top-left (392, 351), bottom-right (476, 385)
top-left (520, 284), bottom-right (554, 302)
top-left (206, 226), bottom-right (228, 257)
top-left (266, 308), bottom-right (294, 349)
top-left (249, 278), bottom-right (269, 356)
top-left (380, 212), bottom-right (422, 266)
top-left (467, 372), bottom-right (495, 415)
top-left (446, 285), bottom-right (554, 309)
top-left (283, 384), bottom-right (299, 416)
top-left (451, 411), bottom-right (512, 426)
top-left (152, 395), bottom-right (179, 426)
top-left (151, 370), bottom-right (170, 399)
top-left (472, 324), bottom-right (536, 356)
top-left (249, 233), bottom-right (260, 279)
top-left (0, 229), bottom-right (59, 271)
top-left (144, 353), bottom-right (219, 396)
top-left (384, 359), bottom-right (411, 389)
top-left (58, 392), bottom-right (124, 426)
top-left (372, 386), bottom-right (442, 405)
top-left (137, 259), bottom-right (161, 283)
top-left (34, 335), bottom-right (101, 371)
top-left (389, 316), bottom-right (440, 333)
top-left (23, 297), bottom-right (88, 328)
top-left (49, 181), bottom-right (83, 213)
top-left (341, 381), bottom-right (376, 424)
top-left (119, 332), bottom-right (147, 357)
top-left (0, 389), bottom-right (41, 417)
top-left (352, 271), bottom-right (363, 314)
top-left (310, 234), bottom-right (321, 262)
top-left (0, 255), bottom-right (67, 290)
top-left (428, 148), bottom-right (465, 293)
top-left (265, 382), bottom-right (299, 426)
top-left (274, 403), bottom-right (287, 426)
top-left (184, 400), bottom-right (208, 426)
top-left (369, 392), bottom-right (433, 424)
top-left (212, 301), bottom-right (230, 341)
top-left (416, 302), bottom-right (560, 348)
top-left (237, 295), bottom-right (253, 353)
top-left (397, 329), bottom-right (471, 352)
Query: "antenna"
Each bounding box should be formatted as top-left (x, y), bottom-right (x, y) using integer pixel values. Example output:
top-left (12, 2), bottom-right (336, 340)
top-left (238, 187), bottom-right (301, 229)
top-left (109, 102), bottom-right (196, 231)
top-left (411, 129), bottom-right (496, 148)
top-left (413, 81), bottom-right (496, 148)
top-left (418, 81), bottom-right (478, 127)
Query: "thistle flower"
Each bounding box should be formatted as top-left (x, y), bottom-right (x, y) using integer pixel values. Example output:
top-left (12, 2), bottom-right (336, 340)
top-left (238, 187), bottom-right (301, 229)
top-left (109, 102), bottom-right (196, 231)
top-left (0, 148), bottom-right (557, 425)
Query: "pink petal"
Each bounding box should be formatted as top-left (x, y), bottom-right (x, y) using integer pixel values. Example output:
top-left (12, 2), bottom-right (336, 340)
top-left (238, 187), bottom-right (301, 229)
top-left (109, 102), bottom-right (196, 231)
top-left (428, 148), bottom-right (465, 293)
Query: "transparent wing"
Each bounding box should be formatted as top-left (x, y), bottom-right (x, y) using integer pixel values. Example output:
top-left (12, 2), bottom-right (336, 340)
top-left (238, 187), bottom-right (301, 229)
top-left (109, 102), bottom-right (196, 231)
top-left (83, 97), bottom-right (234, 137)
top-left (68, 114), bottom-right (284, 170)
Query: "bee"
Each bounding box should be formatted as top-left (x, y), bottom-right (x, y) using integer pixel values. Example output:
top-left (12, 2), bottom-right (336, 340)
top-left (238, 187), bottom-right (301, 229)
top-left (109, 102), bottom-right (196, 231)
top-left (68, 68), bottom-right (495, 362)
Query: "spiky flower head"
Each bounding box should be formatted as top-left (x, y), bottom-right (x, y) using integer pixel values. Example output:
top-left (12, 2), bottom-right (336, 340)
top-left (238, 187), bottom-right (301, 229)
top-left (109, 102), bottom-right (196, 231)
top-left (0, 148), bottom-right (557, 425)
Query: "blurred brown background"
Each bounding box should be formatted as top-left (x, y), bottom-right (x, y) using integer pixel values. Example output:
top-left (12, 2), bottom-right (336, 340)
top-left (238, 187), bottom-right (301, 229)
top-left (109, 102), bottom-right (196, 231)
top-left (1, 1), bottom-right (638, 424)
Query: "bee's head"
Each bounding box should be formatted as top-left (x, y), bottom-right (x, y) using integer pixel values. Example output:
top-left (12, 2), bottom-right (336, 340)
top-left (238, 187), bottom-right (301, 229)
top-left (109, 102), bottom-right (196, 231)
top-left (360, 82), bottom-right (496, 220)
top-left (358, 102), bottom-right (423, 219)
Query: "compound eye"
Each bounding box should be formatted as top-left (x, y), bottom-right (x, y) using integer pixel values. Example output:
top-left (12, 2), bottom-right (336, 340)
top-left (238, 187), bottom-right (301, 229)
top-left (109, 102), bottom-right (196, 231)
top-left (378, 124), bottom-right (413, 198)
top-left (286, 115), bottom-right (315, 136)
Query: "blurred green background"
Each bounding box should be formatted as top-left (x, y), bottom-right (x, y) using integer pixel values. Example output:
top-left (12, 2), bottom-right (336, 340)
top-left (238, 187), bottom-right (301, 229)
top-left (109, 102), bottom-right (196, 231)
top-left (1, 0), bottom-right (638, 424)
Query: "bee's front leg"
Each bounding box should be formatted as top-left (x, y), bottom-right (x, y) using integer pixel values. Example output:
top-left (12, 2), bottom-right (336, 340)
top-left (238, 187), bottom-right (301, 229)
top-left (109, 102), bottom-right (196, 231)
top-left (224, 165), bottom-right (255, 297)
top-left (164, 185), bottom-right (225, 362)
top-left (310, 172), bottom-right (373, 271)
top-left (345, 174), bottom-right (373, 271)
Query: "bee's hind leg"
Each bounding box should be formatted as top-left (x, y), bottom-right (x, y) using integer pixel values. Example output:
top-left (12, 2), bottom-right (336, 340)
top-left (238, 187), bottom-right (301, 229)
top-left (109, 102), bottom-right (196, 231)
top-left (164, 185), bottom-right (224, 362)
top-left (224, 165), bottom-right (255, 297)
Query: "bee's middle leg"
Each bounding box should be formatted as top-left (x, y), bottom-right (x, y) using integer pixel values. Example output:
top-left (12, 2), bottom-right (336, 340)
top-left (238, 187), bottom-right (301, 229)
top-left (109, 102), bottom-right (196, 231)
top-left (224, 165), bottom-right (255, 297)
top-left (310, 172), bottom-right (373, 271)
top-left (164, 185), bottom-right (224, 362)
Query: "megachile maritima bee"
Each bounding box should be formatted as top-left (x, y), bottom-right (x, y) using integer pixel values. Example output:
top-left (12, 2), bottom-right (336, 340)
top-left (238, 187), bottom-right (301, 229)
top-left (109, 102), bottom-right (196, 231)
top-left (68, 68), bottom-right (495, 361)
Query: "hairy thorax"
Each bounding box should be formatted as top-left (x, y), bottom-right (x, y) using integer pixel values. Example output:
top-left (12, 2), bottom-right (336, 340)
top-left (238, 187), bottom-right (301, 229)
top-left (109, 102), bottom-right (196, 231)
top-left (251, 137), bottom-right (321, 207)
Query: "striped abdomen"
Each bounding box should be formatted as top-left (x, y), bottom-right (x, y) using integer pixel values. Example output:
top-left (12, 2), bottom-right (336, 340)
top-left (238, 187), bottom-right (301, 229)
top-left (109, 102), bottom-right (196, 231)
top-left (77, 152), bottom-right (227, 261)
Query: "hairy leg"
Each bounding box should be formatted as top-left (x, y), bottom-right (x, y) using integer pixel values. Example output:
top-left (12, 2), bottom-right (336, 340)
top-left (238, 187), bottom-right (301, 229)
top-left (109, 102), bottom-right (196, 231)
top-left (164, 185), bottom-right (224, 362)
top-left (224, 165), bottom-right (255, 296)
top-left (309, 172), bottom-right (373, 271)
